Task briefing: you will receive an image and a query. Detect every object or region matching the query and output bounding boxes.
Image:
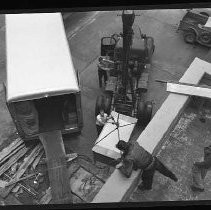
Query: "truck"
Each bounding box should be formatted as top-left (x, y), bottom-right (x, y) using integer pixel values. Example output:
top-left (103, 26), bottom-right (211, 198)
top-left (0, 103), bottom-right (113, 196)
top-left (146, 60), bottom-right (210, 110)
top-left (4, 13), bottom-right (83, 142)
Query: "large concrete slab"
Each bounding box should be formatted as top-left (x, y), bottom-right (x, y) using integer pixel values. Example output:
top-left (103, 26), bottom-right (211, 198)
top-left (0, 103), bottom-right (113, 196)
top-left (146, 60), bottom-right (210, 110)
top-left (92, 57), bottom-right (211, 203)
top-left (92, 111), bottom-right (137, 160)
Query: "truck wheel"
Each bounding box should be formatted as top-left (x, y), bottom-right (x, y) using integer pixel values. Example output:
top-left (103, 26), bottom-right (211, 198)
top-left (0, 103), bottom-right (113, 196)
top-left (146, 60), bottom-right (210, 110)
top-left (183, 31), bottom-right (196, 44)
top-left (200, 32), bottom-right (211, 44)
top-left (95, 95), bottom-right (105, 116)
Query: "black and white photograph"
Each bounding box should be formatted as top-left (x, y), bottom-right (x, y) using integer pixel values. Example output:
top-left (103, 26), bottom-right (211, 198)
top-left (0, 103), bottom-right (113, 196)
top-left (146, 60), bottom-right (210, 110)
top-left (0, 2), bottom-right (211, 207)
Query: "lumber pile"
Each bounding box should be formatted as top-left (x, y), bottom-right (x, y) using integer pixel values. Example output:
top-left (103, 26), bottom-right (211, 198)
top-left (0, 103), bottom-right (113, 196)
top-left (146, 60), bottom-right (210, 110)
top-left (0, 133), bottom-right (110, 205)
top-left (0, 136), bottom-right (45, 204)
top-left (0, 134), bottom-right (79, 205)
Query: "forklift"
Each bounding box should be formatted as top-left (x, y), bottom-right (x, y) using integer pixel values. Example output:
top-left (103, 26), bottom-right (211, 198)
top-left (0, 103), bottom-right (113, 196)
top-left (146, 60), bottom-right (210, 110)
top-left (95, 10), bottom-right (155, 127)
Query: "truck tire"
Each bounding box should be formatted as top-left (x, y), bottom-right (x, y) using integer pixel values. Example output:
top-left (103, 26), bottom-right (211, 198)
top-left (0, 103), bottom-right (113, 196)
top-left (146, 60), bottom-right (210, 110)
top-left (200, 32), bottom-right (211, 44)
top-left (183, 31), bottom-right (196, 44)
top-left (137, 101), bottom-right (153, 127)
top-left (95, 95), bottom-right (105, 117)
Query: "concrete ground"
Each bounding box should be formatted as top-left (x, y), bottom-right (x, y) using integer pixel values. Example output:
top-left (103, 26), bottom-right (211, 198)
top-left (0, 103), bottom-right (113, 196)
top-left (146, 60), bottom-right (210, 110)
top-left (129, 103), bottom-right (211, 202)
top-left (0, 9), bottom-right (211, 203)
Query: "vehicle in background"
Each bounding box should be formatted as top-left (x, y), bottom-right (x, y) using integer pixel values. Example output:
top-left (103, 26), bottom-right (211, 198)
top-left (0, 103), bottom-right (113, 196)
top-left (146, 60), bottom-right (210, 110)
top-left (178, 9), bottom-right (211, 47)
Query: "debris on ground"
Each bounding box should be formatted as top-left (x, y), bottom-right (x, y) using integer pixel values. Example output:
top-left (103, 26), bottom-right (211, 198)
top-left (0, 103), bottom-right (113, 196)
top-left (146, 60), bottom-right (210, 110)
top-left (0, 133), bottom-right (114, 205)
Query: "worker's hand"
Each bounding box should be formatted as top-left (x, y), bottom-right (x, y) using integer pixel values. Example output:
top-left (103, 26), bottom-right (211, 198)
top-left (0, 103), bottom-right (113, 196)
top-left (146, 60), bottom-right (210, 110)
top-left (108, 115), bottom-right (114, 121)
top-left (116, 162), bottom-right (123, 169)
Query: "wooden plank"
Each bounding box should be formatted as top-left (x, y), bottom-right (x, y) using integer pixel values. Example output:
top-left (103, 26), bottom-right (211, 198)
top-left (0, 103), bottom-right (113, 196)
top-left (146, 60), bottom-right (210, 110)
top-left (39, 187), bottom-right (52, 204)
top-left (40, 153), bottom-right (78, 165)
top-left (167, 82), bottom-right (211, 98)
top-left (32, 149), bottom-right (44, 170)
top-left (0, 137), bottom-right (23, 163)
top-left (5, 173), bottom-right (36, 187)
top-left (0, 146), bottom-right (28, 177)
top-left (0, 144), bottom-right (25, 166)
top-left (39, 130), bottom-right (72, 204)
top-left (0, 144), bottom-right (42, 198)
top-left (156, 79), bottom-right (211, 88)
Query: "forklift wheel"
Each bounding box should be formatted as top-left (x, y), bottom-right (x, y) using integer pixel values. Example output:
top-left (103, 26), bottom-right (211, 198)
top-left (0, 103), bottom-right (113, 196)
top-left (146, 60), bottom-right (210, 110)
top-left (104, 94), bottom-right (112, 115)
top-left (95, 95), bottom-right (105, 116)
top-left (137, 101), bottom-right (153, 127)
top-left (183, 31), bottom-right (196, 44)
top-left (152, 45), bottom-right (155, 54)
top-left (137, 101), bottom-right (145, 126)
top-left (144, 101), bottom-right (153, 126)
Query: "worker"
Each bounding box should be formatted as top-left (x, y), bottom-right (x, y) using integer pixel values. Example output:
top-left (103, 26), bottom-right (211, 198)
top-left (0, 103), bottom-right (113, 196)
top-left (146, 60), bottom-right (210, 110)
top-left (96, 109), bottom-right (113, 136)
top-left (115, 140), bottom-right (178, 190)
top-left (97, 55), bottom-right (114, 88)
top-left (191, 144), bottom-right (211, 192)
top-left (98, 57), bottom-right (108, 88)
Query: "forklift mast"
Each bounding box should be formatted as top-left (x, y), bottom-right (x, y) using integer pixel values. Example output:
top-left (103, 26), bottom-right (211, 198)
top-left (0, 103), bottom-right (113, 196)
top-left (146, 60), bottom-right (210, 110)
top-left (121, 10), bottom-right (135, 99)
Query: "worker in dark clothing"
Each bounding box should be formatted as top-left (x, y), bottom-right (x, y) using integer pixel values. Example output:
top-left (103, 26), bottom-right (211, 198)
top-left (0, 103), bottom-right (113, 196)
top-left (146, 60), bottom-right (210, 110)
top-left (115, 140), bottom-right (178, 190)
top-left (191, 144), bottom-right (211, 192)
top-left (97, 56), bottom-right (114, 88)
top-left (98, 57), bottom-right (108, 88)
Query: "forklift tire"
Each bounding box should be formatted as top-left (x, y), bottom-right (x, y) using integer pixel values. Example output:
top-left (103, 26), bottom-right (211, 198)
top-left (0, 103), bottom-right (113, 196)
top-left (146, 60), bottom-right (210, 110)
top-left (152, 45), bottom-right (155, 54)
top-left (137, 101), bottom-right (145, 126)
top-left (137, 101), bottom-right (153, 127)
top-left (95, 95), bottom-right (105, 117)
top-left (104, 94), bottom-right (112, 115)
top-left (200, 12), bottom-right (209, 17)
top-left (183, 31), bottom-right (196, 44)
top-left (143, 101), bottom-right (153, 126)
